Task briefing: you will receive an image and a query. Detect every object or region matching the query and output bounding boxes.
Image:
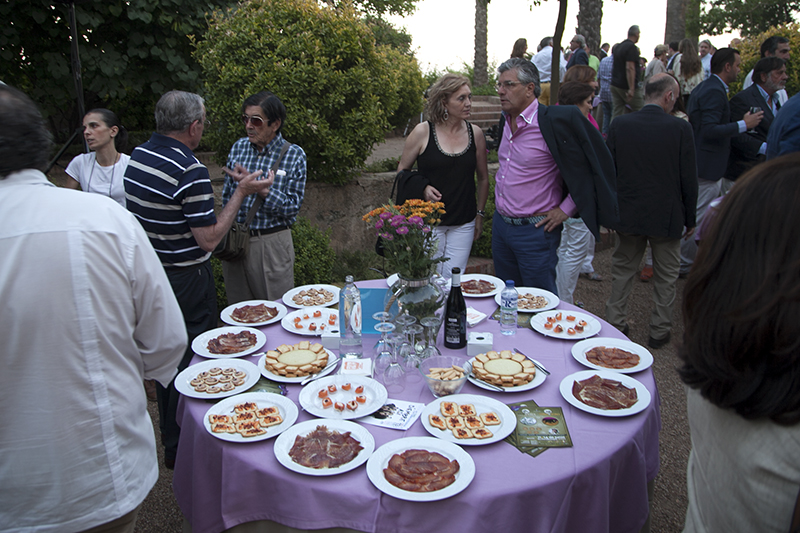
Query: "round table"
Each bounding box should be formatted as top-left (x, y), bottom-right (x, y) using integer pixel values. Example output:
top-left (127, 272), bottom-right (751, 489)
top-left (173, 280), bottom-right (660, 533)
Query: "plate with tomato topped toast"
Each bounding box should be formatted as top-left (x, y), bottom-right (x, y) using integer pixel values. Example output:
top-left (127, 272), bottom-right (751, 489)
top-left (530, 310), bottom-right (602, 340)
top-left (299, 375), bottom-right (388, 420)
top-left (281, 306), bottom-right (339, 336)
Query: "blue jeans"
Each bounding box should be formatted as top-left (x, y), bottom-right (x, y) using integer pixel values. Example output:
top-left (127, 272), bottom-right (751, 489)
top-left (491, 212), bottom-right (562, 294)
top-left (602, 100), bottom-right (613, 135)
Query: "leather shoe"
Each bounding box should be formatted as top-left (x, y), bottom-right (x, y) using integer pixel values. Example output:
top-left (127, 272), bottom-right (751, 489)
top-left (648, 332), bottom-right (671, 349)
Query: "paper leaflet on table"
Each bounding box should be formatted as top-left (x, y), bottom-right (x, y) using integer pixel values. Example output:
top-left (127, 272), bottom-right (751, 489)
top-left (356, 399), bottom-right (424, 430)
top-left (504, 400), bottom-right (573, 457)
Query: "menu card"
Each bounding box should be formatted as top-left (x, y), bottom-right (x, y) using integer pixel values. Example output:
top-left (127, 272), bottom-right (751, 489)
top-left (504, 400), bottom-right (572, 457)
top-left (356, 399), bottom-right (424, 431)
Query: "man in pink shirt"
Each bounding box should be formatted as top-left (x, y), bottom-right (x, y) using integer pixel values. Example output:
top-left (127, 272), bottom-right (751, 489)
top-left (492, 58), bottom-right (617, 293)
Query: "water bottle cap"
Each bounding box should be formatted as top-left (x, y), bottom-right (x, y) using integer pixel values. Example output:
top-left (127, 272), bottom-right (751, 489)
top-left (506, 280), bottom-right (515, 287)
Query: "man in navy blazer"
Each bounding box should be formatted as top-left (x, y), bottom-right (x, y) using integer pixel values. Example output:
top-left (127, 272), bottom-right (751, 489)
top-left (680, 48), bottom-right (762, 275)
top-left (606, 74), bottom-right (698, 349)
top-left (727, 57), bottom-right (787, 180)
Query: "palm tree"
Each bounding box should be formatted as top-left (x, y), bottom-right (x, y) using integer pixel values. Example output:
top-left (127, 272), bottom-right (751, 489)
top-left (576, 0), bottom-right (603, 57)
top-left (474, 0), bottom-right (489, 87)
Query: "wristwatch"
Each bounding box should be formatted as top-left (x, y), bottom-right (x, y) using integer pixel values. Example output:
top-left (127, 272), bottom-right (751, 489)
top-left (476, 210), bottom-right (486, 218)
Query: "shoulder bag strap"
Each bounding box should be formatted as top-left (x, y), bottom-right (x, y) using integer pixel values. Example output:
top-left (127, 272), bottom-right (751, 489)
top-left (242, 142), bottom-right (292, 227)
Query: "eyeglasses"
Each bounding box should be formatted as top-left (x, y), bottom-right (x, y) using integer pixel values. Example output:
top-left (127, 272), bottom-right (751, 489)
top-left (242, 114), bottom-right (265, 128)
top-left (494, 81), bottom-right (525, 91)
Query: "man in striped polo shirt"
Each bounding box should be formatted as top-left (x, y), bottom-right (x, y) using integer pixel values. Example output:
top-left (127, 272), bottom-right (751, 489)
top-left (124, 90), bottom-right (271, 468)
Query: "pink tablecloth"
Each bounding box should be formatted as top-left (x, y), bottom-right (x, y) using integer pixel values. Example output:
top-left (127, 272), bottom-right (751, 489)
top-left (173, 280), bottom-right (661, 533)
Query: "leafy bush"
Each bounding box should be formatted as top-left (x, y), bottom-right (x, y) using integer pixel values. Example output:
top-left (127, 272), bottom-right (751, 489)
top-left (363, 156), bottom-right (400, 173)
top-left (331, 249), bottom-right (387, 283)
top-left (292, 217), bottom-right (336, 286)
top-left (210, 256), bottom-right (228, 315)
top-left (195, 0), bottom-right (425, 184)
top-left (471, 173), bottom-right (496, 258)
top-left (731, 24), bottom-right (799, 96)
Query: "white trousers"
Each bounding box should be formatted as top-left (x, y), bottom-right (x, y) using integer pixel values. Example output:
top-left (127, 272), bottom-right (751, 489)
top-left (433, 219), bottom-right (476, 278)
top-left (555, 218), bottom-right (595, 304)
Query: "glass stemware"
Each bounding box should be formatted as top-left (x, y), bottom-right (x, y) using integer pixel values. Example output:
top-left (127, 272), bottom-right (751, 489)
top-left (402, 324), bottom-right (424, 382)
top-left (419, 316), bottom-right (442, 360)
top-left (372, 311), bottom-right (392, 357)
top-left (382, 341), bottom-right (406, 394)
top-left (373, 322), bottom-right (395, 379)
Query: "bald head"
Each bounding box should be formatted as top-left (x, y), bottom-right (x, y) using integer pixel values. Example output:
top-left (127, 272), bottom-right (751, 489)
top-left (644, 73), bottom-right (679, 113)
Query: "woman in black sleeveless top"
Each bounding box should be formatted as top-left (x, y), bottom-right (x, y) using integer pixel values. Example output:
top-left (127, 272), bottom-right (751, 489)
top-left (397, 73), bottom-right (489, 277)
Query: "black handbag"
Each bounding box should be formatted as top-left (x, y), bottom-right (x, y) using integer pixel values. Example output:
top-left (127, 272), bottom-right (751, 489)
top-left (214, 143), bottom-right (291, 261)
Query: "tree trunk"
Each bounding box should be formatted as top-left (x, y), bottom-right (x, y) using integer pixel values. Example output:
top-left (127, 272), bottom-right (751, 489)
top-left (685, 0), bottom-right (701, 42)
top-left (551, 0), bottom-right (568, 97)
top-left (474, 0), bottom-right (489, 87)
top-left (576, 0), bottom-right (602, 58)
top-left (664, 0), bottom-right (688, 44)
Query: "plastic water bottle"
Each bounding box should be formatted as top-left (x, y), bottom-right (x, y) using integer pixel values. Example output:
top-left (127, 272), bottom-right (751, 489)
top-left (340, 275), bottom-right (362, 358)
top-left (500, 280), bottom-right (518, 336)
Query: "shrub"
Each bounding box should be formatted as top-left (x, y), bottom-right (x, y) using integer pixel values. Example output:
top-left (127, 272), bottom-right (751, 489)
top-left (471, 172), bottom-right (496, 258)
top-left (195, 0), bottom-right (424, 184)
top-left (292, 217), bottom-right (336, 286)
top-left (210, 256), bottom-right (228, 314)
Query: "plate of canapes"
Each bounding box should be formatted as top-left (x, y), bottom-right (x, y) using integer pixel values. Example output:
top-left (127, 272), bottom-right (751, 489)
top-left (203, 392), bottom-right (298, 442)
top-left (529, 310), bottom-right (601, 340)
top-left (281, 306), bottom-right (339, 336)
top-left (420, 394), bottom-right (516, 445)
top-left (175, 359), bottom-right (260, 399)
top-left (299, 375), bottom-right (388, 420)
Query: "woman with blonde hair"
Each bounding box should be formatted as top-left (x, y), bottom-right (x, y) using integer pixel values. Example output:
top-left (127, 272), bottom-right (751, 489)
top-left (397, 73), bottom-right (489, 277)
top-left (670, 38), bottom-right (704, 107)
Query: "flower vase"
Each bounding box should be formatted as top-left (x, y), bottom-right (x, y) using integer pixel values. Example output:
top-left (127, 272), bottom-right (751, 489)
top-left (384, 274), bottom-right (446, 333)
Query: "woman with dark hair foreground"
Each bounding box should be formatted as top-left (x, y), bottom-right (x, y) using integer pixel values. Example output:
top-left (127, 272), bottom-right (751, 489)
top-left (680, 153), bottom-right (800, 532)
top-left (64, 108), bottom-right (130, 207)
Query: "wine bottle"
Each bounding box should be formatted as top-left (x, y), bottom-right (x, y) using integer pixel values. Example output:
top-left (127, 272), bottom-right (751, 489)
top-left (444, 267), bottom-right (467, 349)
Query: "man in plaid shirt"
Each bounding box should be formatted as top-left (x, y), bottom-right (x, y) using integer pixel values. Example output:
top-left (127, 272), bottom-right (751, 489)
top-left (221, 91), bottom-right (307, 304)
top-left (598, 46), bottom-right (615, 135)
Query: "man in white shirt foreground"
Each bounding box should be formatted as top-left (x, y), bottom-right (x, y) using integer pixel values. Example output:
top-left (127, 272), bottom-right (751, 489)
top-left (0, 85), bottom-right (187, 532)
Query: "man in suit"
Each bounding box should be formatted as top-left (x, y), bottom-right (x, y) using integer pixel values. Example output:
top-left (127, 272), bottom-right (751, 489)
top-left (605, 74), bottom-right (698, 349)
top-left (727, 57), bottom-right (787, 180)
top-left (680, 48), bottom-right (762, 276)
top-left (492, 57), bottom-right (617, 293)
top-left (566, 35), bottom-right (589, 69)
top-left (767, 91), bottom-right (800, 159)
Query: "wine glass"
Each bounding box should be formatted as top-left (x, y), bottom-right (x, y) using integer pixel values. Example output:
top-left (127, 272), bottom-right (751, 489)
top-left (402, 324), bottom-right (424, 383)
top-left (748, 106), bottom-right (762, 134)
top-left (382, 342), bottom-right (406, 394)
top-left (394, 313), bottom-right (417, 361)
top-left (372, 311), bottom-right (392, 357)
top-left (420, 316), bottom-right (442, 360)
top-left (373, 322), bottom-right (395, 379)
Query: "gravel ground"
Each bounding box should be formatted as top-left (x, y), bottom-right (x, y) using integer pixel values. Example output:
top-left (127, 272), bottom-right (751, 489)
top-left (134, 136), bottom-right (691, 532)
top-left (134, 245), bottom-right (691, 533)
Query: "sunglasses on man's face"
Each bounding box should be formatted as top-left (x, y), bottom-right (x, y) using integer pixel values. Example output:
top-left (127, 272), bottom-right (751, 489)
top-left (242, 114), bottom-right (265, 128)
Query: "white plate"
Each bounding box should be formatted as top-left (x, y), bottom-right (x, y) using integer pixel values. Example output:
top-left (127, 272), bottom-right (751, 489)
top-left (420, 393), bottom-right (516, 445)
top-left (466, 357), bottom-right (547, 393)
top-left (530, 310), bottom-right (602, 340)
top-left (460, 274), bottom-right (504, 298)
top-left (273, 419), bottom-right (375, 476)
top-left (220, 300), bottom-right (288, 327)
top-left (493, 287), bottom-right (560, 313)
top-left (203, 392), bottom-right (299, 443)
top-left (559, 370), bottom-right (652, 417)
top-left (571, 338), bottom-right (654, 374)
top-left (282, 284), bottom-right (340, 309)
top-left (366, 437), bottom-right (475, 501)
top-left (281, 306), bottom-right (340, 336)
top-left (299, 375), bottom-right (388, 420)
top-left (257, 350), bottom-right (339, 384)
top-left (175, 359), bottom-right (261, 400)
top-left (191, 326), bottom-right (266, 358)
